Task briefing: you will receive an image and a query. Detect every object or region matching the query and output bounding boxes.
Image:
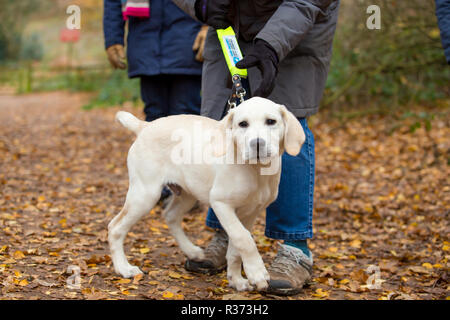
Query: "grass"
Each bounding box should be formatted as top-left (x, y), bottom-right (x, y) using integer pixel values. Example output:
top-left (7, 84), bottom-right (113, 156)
top-left (81, 70), bottom-right (141, 110)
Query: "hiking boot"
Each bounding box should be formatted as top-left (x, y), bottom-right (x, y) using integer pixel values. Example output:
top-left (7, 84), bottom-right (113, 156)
top-left (266, 244), bottom-right (313, 296)
top-left (185, 229), bottom-right (228, 274)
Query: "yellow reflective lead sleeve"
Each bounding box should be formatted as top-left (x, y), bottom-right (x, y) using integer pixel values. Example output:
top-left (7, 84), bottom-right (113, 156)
top-left (216, 27), bottom-right (247, 78)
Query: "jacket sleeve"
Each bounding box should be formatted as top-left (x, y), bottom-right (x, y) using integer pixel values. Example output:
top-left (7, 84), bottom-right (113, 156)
top-left (435, 0), bottom-right (450, 64)
top-left (256, 0), bottom-right (336, 61)
top-left (103, 0), bottom-right (126, 49)
top-left (171, 0), bottom-right (198, 20)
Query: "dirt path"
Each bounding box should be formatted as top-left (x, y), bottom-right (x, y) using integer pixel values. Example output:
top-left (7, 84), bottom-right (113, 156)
top-left (0, 91), bottom-right (448, 300)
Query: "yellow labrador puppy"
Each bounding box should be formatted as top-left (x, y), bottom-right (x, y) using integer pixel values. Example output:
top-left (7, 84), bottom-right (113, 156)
top-left (108, 97), bottom-right (305, 291)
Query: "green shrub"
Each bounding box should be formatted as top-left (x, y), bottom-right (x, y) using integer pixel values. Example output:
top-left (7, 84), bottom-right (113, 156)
top-left (20, 33), bottom-right (44, 62)
top-left (82, 70), bottom-right (141, 110)
top-left (323, 0), bottom-right (449, 111)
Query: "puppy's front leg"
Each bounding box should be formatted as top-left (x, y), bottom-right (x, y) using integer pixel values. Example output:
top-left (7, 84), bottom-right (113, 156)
top-left (226, 242), bottom-right (251, 291)
top-left (210, 201), bottom-right (269, 290)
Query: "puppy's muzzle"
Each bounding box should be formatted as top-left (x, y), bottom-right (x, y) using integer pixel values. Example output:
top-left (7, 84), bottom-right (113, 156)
top-left (249, 137), bottom-right (269, 159)
top-left (249, 137), bottom-right (266, 150)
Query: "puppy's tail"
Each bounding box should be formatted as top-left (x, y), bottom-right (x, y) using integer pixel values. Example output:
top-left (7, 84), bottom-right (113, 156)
top-left (115, 111), bottom-right (145, 135)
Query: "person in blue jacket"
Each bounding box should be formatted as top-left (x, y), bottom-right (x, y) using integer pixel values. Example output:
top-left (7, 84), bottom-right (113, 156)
top-left (103, 0), bottom-right (208, 122)
top-left (435, 0), bottom-right (450, 64)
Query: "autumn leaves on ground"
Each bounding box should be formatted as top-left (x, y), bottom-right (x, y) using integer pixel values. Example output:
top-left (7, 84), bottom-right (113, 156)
top-left (0, 91), bottom-right (448, 300)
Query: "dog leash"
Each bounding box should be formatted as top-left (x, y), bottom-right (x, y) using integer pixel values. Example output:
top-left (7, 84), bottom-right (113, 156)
top-left (216, 27), bottom-right (248, 111)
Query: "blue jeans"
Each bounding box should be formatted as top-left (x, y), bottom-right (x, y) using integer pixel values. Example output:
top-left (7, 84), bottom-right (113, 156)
top-left (205, 117), bottom-right (315, 240)
top-left (140, 74), bottom-right (201, 121)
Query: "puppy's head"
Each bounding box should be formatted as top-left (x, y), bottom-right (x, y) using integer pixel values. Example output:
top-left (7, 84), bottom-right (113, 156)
top-left (216, 97), bottom-right (305, 162)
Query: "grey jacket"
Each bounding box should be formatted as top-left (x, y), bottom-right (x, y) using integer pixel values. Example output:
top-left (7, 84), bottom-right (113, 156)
top-left (173, 0), bottom-right (340, 120)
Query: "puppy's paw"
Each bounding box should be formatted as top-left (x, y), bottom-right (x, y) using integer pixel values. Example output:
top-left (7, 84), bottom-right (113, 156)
top-left (249, 275), bottom-right (269, 291)
top-left (245, 265), bottom-right (270, 291)
top-left (186, 246), bottom-right (205, 261)
top-left (229, 277), bottom-right (252, 292)
top-left (117, 265), bottom-right (143, 278)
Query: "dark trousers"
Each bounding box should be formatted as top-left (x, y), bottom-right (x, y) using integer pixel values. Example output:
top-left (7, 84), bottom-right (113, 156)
top-left (140, 74), bottom-right (201, 121)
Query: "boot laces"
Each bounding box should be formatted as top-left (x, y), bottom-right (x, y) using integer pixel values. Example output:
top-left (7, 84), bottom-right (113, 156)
top-left (270, 245), bottom-right (312, 275)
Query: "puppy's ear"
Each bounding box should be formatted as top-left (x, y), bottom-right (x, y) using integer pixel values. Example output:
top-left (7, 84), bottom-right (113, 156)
top-left (280, 105), bottom-right (305, 156)
top-left (212, 110), bottom-right (234, 157)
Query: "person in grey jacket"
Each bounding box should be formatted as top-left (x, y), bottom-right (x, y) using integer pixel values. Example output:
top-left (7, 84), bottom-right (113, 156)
top-left (173, 0), bottom-right (340, 295)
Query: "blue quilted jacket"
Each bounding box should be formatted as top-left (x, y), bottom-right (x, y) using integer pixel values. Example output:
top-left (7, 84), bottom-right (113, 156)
top-left (103, 0), bottom-right (203, 77)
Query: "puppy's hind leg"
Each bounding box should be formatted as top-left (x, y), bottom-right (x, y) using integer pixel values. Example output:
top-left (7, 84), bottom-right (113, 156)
top-left (108, 183), bottom-right (162, 278)
top-left (163, 192), bottom-right (204, 261)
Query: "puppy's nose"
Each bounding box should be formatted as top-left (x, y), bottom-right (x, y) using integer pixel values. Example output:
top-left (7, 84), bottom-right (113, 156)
top-left (249, 138), bottom-right (266, 149)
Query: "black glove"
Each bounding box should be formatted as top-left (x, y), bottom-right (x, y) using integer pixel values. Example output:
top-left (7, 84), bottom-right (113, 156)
top-left (235, 40), bottom-right (279, 98)
top-left (194, 0), bottom-right (231, 29)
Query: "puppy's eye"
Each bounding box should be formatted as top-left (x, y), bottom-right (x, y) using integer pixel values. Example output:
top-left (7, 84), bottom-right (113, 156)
top-left (265, 119), bottom-right (277, 126)
top-left (238, 121), bottom-right (249, 128)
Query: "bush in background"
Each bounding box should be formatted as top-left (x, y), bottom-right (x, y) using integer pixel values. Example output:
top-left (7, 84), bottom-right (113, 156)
top-left (0, 0), bottom-right (43, 62)
top-left (82, 70), bottom-right (141, 110)
top-left (323, 0), bottom-right (449, 112)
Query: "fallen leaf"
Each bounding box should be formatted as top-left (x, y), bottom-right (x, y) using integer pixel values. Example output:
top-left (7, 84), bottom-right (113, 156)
top-left (36, 279), bottom-right (58, 287)
top-left (168, 272), bottom-right (182, 279)
top-left (115, 278), bottom-right (132, 284)
top-left (133, 274), bottom-right (143, 284)
top-left (13, 251), bottom-right (25, 260)
top-left (162, 291), bottom-right (174, 299)
top-left (312, 288), bottom-right (329, 298)
top-left (223, 293), bottom-right (251, 300)
top-left (350, 239), bottom-right (362, 248)
top-left (18, 279), bottom-right (29, 286)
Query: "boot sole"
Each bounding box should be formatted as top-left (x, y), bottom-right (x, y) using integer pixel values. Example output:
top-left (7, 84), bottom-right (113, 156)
top-left (184, 260), bottom-right (226, 275)
top-left (264, 278), bottom-right (312, 296)
top-left (264, 286), bottom-right (302, 296)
